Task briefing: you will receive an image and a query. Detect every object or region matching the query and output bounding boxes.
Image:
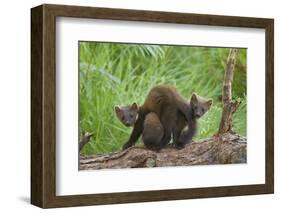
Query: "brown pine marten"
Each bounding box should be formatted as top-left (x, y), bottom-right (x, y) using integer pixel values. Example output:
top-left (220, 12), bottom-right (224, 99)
top-left (115, 105), bottom-right (164, 150)
top-left (115, 86), bottom-right (212, 150)
top-left (120, 85), bottom-right (212, 150)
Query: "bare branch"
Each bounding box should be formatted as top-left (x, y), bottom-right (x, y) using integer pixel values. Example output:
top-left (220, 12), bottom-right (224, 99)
top-left (218, 48), bottom-right (240, 134)
top-left (79, 132), bottom-right (94, 151)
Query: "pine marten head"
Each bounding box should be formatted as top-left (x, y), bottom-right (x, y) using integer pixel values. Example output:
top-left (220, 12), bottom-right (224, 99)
top-left (114, 103), bottom-right (138, 127)
top-left (190, 94), bottom-right (212, 118)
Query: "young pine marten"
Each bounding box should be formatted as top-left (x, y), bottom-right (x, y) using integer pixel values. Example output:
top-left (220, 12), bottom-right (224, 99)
top-left (115, 104), bottom-right (164, 150)
top-left (115, 87), bottom-right (212, 150)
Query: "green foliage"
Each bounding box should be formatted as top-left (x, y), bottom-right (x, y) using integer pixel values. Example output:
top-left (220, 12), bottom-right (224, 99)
top-left (79, 42), bottom-right (247, 155)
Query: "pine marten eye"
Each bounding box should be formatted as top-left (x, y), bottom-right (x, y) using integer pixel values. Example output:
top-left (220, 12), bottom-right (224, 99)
top-left (121, 115), bottom-right (125, 120)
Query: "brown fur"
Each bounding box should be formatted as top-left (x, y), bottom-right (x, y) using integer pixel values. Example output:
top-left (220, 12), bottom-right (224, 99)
top-left (115, 104), bottom-right (164, 149)
top-left (116, 85), bottom-right (212, 150)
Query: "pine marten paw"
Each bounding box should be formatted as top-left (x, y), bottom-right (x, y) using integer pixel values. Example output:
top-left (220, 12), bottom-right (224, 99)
top-left (175, 143), bottom-right (185, 150)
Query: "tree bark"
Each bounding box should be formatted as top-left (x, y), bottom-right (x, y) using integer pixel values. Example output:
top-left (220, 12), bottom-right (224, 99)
top-left (218, 48), bottom-right (240, 134)
top-left (80, 133), bottom-right (246, 170)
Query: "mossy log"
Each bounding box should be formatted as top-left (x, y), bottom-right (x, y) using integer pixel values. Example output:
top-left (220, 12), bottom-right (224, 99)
top-left (79, 133), bottom-right (246, 170)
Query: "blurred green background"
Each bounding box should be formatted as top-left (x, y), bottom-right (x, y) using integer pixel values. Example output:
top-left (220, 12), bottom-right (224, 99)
top-left (79, 42), bottom-right (247, 155)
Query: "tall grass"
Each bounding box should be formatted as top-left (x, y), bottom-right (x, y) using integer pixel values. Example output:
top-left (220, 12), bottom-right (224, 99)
top-left (79, 42), bottom-right (247, 155)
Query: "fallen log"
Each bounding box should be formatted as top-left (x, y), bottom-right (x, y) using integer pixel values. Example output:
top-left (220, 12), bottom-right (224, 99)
top-left (79, 132), bottom-right (246, 170)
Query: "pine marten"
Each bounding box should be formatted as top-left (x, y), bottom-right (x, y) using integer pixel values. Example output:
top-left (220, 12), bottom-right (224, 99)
top-left (115, 105), bottom-right (164, 150)
top-left (115, 86), bottom-right (212, 150)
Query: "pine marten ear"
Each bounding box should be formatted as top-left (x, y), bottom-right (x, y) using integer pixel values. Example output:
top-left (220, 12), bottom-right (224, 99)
top-left (206, 99), bottom-right (213, 106)
top-left (114, 105), bottom-right (121, 115)
top-left (191, 93), bottom-right (198, 104)
top-left (131, 102), bottom-right (138, 111)
top-left (205, 99), bottom-right (213, 109)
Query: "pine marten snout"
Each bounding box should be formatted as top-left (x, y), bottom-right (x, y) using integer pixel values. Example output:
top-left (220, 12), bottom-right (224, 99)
top-left (115, 103), bottom-right (138, 127)
top-left (191, 94), bottom-right (212, 118)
